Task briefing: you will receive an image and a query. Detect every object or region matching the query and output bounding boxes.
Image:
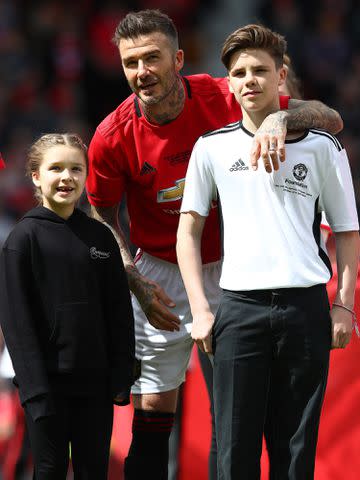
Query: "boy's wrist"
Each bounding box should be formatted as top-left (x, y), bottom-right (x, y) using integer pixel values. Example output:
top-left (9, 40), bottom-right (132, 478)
top-left (191, 304), bottom-right (212, 317)
top-left (332, 302), bottom-right (355, 315)
top-left (334, 294), bottom-right (354, 310)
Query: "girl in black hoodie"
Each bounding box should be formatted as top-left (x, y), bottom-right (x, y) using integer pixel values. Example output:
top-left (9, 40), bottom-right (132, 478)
top-left (0, 133), bottom-right (135, 479)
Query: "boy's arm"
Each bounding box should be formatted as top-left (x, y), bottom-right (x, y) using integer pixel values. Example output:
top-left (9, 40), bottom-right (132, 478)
top-left (331, 231), bottom-right (360, 349)
top-left (176, 211), bottom-right (214, 353)
top-left (251, 99), bottom-right (343, 172)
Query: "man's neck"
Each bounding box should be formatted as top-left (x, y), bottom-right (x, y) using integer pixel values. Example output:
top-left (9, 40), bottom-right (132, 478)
top-left (141, 77), bottom-right (185, 125)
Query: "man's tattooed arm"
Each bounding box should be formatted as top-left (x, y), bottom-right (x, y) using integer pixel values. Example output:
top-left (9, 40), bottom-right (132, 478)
top-left (250, 99), bottom-right (344, 172)
top-left (287, 98), bottom-right (343, 134)
top-left (91, 205), bottom-right (180, 331)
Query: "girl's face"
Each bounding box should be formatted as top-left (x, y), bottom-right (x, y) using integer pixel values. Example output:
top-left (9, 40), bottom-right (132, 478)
top-left (32, 145), bottom-right (87, 219)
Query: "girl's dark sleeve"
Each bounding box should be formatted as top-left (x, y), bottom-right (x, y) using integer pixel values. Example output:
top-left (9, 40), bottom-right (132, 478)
top-left (104, 233), bottom-right (136, 404)
top-left (0, 246), bottom-right (54, 419)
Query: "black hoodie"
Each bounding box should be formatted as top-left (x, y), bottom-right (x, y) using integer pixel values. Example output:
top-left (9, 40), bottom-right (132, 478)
top-left (0, 206), bottom-right (135, 418)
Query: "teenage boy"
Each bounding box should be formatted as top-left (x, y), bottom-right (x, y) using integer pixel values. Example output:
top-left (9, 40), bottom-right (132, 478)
top-left (177, 24), bottom-right (359, 480)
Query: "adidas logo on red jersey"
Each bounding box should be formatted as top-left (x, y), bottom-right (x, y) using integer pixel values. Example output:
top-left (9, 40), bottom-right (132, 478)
top-left (140, 162), bottom-right (157, 175)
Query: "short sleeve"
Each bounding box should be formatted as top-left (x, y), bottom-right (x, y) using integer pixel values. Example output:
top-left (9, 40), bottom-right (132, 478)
top-left (320, 148), bottom-right (359, 232)
top-left (86, 129), bottom-right (127, 207)
top-left (180, 137), bottom-right (216, 217)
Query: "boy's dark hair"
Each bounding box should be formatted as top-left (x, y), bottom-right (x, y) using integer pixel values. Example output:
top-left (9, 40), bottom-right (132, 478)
top-left (221, 24), bottom-right (287, 70)
top-left (113, 9), bottom-right (179, 51)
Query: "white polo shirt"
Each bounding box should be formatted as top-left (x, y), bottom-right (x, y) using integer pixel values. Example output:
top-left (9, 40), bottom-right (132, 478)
top-left (181, 122), bottom-right (359, 291)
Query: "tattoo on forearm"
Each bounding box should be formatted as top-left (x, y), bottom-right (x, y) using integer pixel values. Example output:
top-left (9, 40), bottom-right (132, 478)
top-left (287, 100), bottom-right (342, 134)
top-left (91, 205), bottom-right (157, 306)
top-left (126, 264), bottom-right (156, 310)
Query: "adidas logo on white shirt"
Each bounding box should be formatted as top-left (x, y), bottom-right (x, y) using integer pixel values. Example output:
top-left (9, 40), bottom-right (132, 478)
top-left (229, 159), bottom-right (249, 172)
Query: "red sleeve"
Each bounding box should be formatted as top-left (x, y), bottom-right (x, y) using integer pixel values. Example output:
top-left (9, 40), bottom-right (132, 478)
top-left (0, 153), bottom-right (5, 170)
top-left (86, 129), bottom-right (126, 207)
top-left (279, 95), bottom-right (290, 110)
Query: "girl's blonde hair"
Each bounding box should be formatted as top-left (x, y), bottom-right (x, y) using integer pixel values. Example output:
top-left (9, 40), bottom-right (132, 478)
top-left (27, 133), bottom-right (88, 202)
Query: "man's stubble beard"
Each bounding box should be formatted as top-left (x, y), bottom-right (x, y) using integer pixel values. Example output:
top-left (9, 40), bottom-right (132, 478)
top-left (138, 73), bottom-right (180, 107)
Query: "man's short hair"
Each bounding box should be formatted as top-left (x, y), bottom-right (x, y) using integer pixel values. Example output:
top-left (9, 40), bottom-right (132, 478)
top-left (113, 9), bottom-right (179, 51)
top-left (221, 24), bottom-right (287, 70)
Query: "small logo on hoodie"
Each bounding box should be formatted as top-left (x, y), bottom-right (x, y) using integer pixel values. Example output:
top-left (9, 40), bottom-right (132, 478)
top-left (90, 247), bottom-right (110, 260)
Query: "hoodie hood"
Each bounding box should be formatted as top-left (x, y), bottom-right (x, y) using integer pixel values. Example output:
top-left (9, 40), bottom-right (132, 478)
top-left (21, 206), bottom-right (83, 224)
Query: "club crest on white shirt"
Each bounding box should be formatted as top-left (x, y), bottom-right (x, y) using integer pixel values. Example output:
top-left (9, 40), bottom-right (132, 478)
top-left (293, 163), bottom-right (308, 182)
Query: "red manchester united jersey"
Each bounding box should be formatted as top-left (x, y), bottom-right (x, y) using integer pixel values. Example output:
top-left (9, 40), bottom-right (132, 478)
top-left (87, 74), bottom-right (289, 264)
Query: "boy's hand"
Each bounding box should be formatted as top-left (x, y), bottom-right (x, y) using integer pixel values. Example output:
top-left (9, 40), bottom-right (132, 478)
top-left (191, 311), bottom-right (215, 353)
top-left (330, 306), bottom-right (353, 349)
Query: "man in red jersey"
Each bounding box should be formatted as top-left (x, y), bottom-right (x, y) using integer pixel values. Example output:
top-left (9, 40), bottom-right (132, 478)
top-left (86, 9), bottom-right (343, 480)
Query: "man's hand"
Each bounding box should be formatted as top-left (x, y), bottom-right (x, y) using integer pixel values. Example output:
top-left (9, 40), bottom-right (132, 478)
top-left (129, 269), bottom-right (180, 332)
top-left (191, 310), bottom-right (215, 353)
top-left (250, 111), bottom-right (287, 173)
top-left (250, 98), bottom-right (343, 173)
top-left (330, 306), bottom-right (353, 349)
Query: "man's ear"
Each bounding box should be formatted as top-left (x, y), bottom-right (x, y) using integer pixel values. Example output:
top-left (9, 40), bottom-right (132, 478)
top-left (32, 172), bottom-right (41, 188)
top-left (175, 49), bottom-right (184, 73)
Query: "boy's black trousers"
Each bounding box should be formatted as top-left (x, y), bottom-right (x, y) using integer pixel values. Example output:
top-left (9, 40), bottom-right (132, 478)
top-left (213, 284), bottom-right (331, 480)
